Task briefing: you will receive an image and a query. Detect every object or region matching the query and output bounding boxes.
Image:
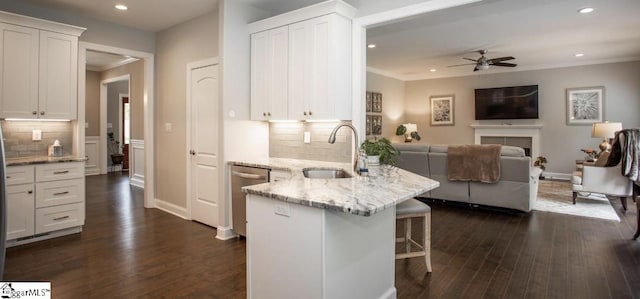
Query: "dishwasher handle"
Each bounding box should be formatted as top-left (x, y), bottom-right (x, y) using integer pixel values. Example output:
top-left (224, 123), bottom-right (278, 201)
top-left (232, 171), bottom-right (267, 180)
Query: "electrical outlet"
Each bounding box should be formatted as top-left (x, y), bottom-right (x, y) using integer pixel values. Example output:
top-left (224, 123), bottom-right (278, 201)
top-left (32, 129), bottom-right (42, 141)
top-left (274, 203), bottom-right (290, 217)
top-left (165, 122), bottom-right (172, 132)
top-left (303, 131), bottom-right (311, 143)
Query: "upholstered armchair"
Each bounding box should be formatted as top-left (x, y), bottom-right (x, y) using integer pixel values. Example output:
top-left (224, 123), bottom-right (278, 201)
top-left (572, 162), bottom-right (634, 211)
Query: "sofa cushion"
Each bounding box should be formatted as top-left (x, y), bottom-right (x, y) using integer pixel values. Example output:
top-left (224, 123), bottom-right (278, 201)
top-left (393, 143), bottom-right (429, 152)
top-left (429, 144), bottom-right (525, 157)
top-left (500, 146), bottom-right (525, 157)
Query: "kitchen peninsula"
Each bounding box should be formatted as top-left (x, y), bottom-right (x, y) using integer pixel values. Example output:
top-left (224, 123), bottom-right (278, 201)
top-left (236, 158), bottom-right (439, 299)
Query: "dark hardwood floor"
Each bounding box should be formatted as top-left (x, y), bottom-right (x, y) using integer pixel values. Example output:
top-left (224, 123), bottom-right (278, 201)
top-left (4, 174), bottom-right (640, 298)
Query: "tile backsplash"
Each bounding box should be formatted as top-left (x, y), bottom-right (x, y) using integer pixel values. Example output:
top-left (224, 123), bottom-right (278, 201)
top-left (270, 121), bottom-right (352, 163)
top-left (2, 121), bottom-right (73, 158)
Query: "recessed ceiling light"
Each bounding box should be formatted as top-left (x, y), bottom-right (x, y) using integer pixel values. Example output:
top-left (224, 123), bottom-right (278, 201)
top-left (578, 7), bottom-right (594, 14)
top-left (367, 44), bottom-right (376, 49)
top-left (429, 69), bottom-right (437, 72)
top-left (115, 4), bottom-right (128, 11)
top-left (575, 53), bottom-right (584, 57)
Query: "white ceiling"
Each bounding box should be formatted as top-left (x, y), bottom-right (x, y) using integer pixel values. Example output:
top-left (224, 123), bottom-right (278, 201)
top-left (16, 0), bottom-right (219, 32)
top-left (16, 0), bottom-right (640, 81)
top-left (86, 51), bottom-right (138, 72)
top-left (366, 0), bottom-right (640, 80)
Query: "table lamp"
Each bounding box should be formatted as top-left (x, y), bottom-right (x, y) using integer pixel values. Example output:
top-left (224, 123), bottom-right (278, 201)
top-left (591, 121), bottom-right (622, 152)
top-left (403, 123), bottom-right (418, 142)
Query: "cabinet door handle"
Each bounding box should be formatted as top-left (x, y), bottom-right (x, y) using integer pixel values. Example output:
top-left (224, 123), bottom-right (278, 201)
top-left (40, 111), bottom-right (45, 116)
top-left (32, 111), bottom-right (37, 115)
top-left (53, 170), bottom-right (70, 174)
top-left (303, 111), bottom-right (308, 116)
top-left (263, 112), bottom-right (267, 116)
top-left (6, 175), bottom-right (10, 179)
top-left (54, 191), bottom-right (69, 196)
top-left (53, 216), bottom-right (70, 221)
top-left (308, 111), bottom-right (312, 116)
top-left (267, 112), bottom-right (271, 116)
top-left (28, 190), bottom-right (33, 194)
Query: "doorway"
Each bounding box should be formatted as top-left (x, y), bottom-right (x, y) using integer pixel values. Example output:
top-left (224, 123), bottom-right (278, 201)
top-left (78, 42), bottom-right (155, 208)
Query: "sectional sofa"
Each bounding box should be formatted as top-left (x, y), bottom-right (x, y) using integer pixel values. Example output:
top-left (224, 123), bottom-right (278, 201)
top-left (394, 144), bottom-right (542, 212)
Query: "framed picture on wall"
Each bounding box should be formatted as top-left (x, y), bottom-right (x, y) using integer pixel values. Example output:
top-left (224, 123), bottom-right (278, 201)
top-left (566, 86), bottom-right (604, 125)
top-left (366, 115), bottom-right (372, 135)
top-left (366, 92), bottom-right (372, 112)
top-left (430, 95), bottom-right (455, 126)
top-left (372, 115), bottom-right (382, 135)
top-left (372, 93), bottom-right (383, 113)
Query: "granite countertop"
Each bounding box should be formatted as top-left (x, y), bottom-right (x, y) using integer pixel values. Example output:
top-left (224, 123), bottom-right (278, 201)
top-left (231, 158), bottom-right (440, 216)
top-left (7, 155), bottom-right (88, 166)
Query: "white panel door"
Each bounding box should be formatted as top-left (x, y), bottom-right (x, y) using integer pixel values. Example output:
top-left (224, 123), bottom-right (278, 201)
top-left (306, 15), bottom-right (332, 120)
top-left (287, 21), bottom-right (310, 120)
top-left (268, 26), bottom-right (289, 119)
top-left (0, 23), bottom-right (39, 119)
top-left (38, 30), bottom-right (77, 119)
top-left (189, 63), bottom-right (220, 227)
top-left (250, 31), bottom-right (269, 120)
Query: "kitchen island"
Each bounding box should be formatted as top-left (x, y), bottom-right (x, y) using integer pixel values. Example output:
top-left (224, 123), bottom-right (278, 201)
top-left (237, 158), bottom-right (439, 299)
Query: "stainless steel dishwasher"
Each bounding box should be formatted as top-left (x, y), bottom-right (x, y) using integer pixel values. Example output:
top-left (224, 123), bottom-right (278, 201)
top-left (231, 165), bottom-right (269, 237)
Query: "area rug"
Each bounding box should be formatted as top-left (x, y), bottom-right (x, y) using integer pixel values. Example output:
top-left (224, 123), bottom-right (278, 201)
top-left (535, 180), bottom-right (620, 221)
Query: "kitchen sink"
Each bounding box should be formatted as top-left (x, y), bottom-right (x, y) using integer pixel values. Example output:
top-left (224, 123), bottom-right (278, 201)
top-left (302, 168), bottom-right (352, 179)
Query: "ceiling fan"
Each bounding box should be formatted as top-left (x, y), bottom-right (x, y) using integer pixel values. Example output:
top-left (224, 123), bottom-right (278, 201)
top-left (448, 50), bottom-right (517, 71)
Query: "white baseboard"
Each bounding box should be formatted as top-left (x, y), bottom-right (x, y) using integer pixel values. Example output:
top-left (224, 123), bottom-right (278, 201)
top-left (542, 172), bottom-right (572, 181)
top-left (130, 175), bottom-right (144, 188)
top-left (155, 198), bottom-right (188, 219)
top-left (379, 287), bottom-right (397, 299)
top-left (216, 226), bottom-right (237, 240)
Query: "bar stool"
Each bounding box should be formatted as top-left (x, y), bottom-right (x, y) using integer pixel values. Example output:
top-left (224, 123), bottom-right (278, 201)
top-left (396, 198), bottom-right (432, 272)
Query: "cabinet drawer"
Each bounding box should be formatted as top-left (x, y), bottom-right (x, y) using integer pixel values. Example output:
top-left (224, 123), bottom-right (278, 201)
top-left (6, 166), bottom-right (35, 185)
top-left (35, 202), bottom-right (84, 234)
top-left (36, 162), bottom-right (84, 182)
top-left (35, 178), bottom-right (84, 208)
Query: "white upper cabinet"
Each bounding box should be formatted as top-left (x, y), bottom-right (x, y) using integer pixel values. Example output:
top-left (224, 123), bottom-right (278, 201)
top-left (0, 11), bottom-right (84, 120)
top-left (250, 1), bottom-right (355, 121)
top-left (251, 26), bottom-right (289, 120)
top-left (288, 14), bottom-right (351, 121)
top-left (0, 23), bottom-right (39, 119)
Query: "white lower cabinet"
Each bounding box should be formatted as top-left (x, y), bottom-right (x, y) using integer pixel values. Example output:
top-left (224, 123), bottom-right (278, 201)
top-left (6, 183), bottom-right (35, 240)
top-left (5, 161), bottom-right (85, 243)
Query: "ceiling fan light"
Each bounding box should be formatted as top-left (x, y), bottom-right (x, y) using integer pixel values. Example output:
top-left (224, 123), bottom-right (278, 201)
top-left (477, 63), bottom-right (489, 70)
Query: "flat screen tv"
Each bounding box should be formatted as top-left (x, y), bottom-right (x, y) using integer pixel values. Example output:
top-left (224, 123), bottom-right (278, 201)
top-left (475, 85), bottom-right (539, 120)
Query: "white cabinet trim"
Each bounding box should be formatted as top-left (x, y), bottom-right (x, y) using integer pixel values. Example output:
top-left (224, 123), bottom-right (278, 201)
top-left (84, 136), bottom-right (100, 175)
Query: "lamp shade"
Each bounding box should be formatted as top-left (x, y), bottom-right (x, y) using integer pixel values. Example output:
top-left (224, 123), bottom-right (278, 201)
top-left (591, 122), bottom-right (622, 139)
top-left (403, 123), bottom-right (418, 133)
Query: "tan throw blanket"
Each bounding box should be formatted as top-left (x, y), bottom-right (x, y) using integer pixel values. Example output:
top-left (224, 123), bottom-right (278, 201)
top-left (447, 144), bottom-right (502, 183)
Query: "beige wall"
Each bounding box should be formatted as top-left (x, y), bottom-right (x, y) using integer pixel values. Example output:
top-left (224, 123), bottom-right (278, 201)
top-left (100, 60), bottom-right (145, 140)
top-left (155, 10), bottom-right (219, 207)
top-left (397, 61), bottom-right (640, 174)
top-left (366, 72), bottom-right (406, 143)
top-left (85, 71), bottom-right (100, 136)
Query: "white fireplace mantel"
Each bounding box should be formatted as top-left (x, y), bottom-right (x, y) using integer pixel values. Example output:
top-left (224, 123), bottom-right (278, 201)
top-left (471, 124), bottom-right (543, 159)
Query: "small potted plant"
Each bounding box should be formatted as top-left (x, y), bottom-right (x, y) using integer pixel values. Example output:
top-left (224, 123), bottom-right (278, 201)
top-left (360, 137), bottom-right (400, 166)
top-left (395, 124), bottom-right (421, 143)
top-left (107, 132), bottom-right (124, 166)
top-left (534, 156), bottom-right (547, 179)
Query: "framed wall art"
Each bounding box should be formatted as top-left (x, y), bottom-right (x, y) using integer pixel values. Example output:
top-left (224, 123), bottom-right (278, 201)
top-left (430, 95), bottom-right (455, 126)
top-left (366, 92), bottom-right (372, 112)
top-left (566, 86), bottom-right (604, 125)
top-left (372, 115), bottom-right (382, 135)
top-left (366, 115), bottom-right (372, 135)
top-left (372, 92), bottom-right (382, 113)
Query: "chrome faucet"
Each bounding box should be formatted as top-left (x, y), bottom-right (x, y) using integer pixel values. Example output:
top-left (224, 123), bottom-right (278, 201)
top-left (328, 122), bottom-right (359, 173)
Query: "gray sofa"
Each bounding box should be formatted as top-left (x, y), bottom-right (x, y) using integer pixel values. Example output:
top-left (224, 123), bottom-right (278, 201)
top-left (394, 144), bottom-right (542, 212)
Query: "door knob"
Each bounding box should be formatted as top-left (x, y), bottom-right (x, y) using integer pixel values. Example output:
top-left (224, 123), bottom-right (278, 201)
top-left (40, 111), bottom-right (45, 115)
top-left (190, 150), bottom-right (196, 156)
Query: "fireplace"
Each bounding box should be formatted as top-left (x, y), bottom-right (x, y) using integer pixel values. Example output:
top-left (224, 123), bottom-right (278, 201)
top-left (471, 124), bottom-right (543, 160)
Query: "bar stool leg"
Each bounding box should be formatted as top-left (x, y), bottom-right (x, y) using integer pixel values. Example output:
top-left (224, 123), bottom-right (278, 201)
top-left (405, 218), bottom-right (412, 254)
top-left (425, 212), bottom-right (432, 272)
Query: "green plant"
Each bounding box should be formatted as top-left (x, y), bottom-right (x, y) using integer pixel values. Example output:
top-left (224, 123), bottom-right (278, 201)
top-left (534, 156), bottom-right (547, 171)
top-left (360, 137), bottom-right (400, 165)
top-left (395, 124), bottom-right (421, 141)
